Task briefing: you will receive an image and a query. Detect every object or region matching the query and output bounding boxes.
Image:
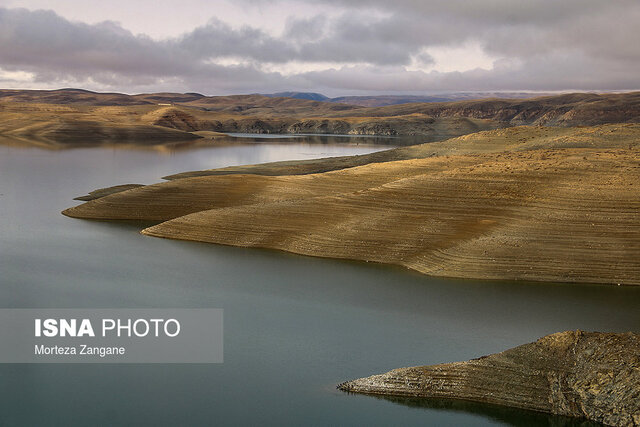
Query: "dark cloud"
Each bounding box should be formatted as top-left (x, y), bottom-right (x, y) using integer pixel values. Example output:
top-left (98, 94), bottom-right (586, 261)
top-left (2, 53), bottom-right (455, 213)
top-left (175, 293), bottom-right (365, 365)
top-left (284, 15), bottom-right (326, 41)
top-left (0, 8), bottom-right (190, 78)
top-left (175, 18), bottom-right (296, 63)
top-left (301, 0), bottom-right (640, 65)
top-left (0, 2), bottom-right (639, 94)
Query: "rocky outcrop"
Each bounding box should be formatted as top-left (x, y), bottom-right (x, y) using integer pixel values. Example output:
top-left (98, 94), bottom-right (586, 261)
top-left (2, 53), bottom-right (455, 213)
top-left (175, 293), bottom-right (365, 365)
top-left (195, 115), bottom-right (499, 138)
top-left (338, 331), bottom-right (640, 426)
top-left (287, 119), bottom-right (351, 134)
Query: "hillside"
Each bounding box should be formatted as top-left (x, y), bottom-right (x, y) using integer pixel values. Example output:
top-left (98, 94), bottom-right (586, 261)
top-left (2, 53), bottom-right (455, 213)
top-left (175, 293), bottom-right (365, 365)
top-left (328, 92), bottom-right (640, 125)
top-left (0, 102), bottom-right (202, 147)
top-left (1, 89), bottom-right (639, 145)
top-left (63, 124), bottom-right (640, 285)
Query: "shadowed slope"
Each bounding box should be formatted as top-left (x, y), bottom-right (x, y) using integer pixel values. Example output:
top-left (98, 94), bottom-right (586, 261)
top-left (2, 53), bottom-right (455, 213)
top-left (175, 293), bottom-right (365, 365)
top-left (0, 102), bottom-right (202, 145)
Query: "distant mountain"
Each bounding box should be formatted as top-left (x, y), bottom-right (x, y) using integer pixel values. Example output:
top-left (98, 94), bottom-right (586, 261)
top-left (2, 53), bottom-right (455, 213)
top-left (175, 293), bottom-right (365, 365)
top-left (263, 91), bottom-right (560, 107)
top-left (330, 92), bottom-right (566, 107)
top-left (330, 95), bottom-right (455, 107)
top-left (263, 92), bottom-right (330, 101)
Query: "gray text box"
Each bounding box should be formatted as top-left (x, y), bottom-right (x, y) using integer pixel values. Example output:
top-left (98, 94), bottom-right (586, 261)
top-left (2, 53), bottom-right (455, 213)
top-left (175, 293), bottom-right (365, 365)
top-left (0, 309), bottom-right (223, 363)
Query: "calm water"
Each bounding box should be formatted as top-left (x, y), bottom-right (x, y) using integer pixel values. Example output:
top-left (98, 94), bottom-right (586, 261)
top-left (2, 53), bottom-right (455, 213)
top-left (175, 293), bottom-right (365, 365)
top-left (0, 137), bottom-right (637, 426)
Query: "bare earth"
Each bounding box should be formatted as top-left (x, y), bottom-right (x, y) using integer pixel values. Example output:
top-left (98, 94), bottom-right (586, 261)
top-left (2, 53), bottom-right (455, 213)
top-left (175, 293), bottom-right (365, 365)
top-left (63, 124), bottom-right (640, 286)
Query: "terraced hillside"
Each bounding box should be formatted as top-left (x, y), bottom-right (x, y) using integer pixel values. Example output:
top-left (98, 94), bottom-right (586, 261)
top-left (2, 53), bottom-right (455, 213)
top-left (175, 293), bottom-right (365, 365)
top-left (63, 124), bottom-right (640, 285)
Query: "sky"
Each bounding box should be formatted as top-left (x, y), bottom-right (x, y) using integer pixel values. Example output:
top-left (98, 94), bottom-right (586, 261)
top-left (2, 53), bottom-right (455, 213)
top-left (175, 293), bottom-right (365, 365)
top-left (0, 0), bottom-right (638, 96)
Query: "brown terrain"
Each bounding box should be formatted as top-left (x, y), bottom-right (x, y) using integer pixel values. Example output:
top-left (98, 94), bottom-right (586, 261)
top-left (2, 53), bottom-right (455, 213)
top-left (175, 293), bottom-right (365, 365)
top-left (63, 124), bottom-right (640, 286)
top-left (42, 88), bottom-right (640, 422)
top-left (338, 331), bottom-right (640, 426)
top-left (1, 89), bottom-right (639, 146)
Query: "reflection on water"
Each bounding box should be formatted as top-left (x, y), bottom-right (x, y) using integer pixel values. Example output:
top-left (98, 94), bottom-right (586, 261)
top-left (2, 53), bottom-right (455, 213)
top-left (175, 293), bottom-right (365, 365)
top-left (0, 138), bottom-right (638, 426)
top-left (0, 132), bottom-right (424, 153)
top-left (362, 394), bottom-right (600, 427)
top-left (223, 133), bottom-right (417, 146)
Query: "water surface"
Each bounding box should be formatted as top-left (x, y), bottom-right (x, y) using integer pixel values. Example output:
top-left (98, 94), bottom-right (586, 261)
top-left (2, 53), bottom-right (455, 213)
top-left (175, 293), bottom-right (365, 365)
top-left (0, 137), bottom-right (637, 426)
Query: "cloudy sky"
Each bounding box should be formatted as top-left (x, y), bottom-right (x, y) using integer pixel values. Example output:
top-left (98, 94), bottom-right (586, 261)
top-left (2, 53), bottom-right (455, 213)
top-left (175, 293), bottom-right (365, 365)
top-left (0, 0), bottom-right (638, 96)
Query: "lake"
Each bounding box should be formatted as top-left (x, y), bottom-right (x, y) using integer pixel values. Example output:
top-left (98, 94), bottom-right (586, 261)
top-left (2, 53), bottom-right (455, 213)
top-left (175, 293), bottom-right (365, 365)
top-left (0, 136), bottom-right (637, 426)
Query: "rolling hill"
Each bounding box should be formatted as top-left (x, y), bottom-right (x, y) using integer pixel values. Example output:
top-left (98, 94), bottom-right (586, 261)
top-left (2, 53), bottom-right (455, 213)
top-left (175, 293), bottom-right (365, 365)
top-left (1, 89), bottom-right (639, 146)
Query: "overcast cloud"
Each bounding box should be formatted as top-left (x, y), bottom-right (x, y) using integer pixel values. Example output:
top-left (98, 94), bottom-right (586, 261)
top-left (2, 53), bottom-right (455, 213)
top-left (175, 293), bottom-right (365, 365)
top-left (0, 0), bottom-right (638, 95)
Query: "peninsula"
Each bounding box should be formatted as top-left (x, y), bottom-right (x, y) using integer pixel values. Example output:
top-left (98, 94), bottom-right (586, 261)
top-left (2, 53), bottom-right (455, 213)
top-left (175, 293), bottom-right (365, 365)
top-left (338, 331), bottom-right (640, 426)
top-left (63, 123), bottom-right (640, 286)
